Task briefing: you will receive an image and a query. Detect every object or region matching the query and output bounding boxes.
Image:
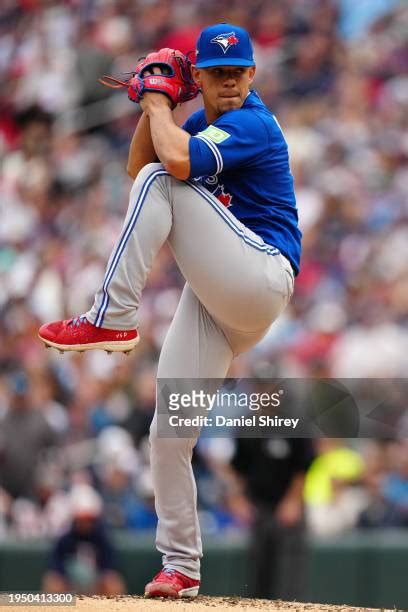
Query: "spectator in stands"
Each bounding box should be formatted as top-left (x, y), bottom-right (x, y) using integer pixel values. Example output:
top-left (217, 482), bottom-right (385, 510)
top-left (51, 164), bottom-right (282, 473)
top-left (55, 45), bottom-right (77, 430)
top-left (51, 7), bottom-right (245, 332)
top-left (380, 441), bottom-right (408, 525)
top-left (357, 440), bottom-right (407, 528)
top-left (0, 371), bottom-right (57, 500)
top-left (42, 484), bottom-right (126, 596)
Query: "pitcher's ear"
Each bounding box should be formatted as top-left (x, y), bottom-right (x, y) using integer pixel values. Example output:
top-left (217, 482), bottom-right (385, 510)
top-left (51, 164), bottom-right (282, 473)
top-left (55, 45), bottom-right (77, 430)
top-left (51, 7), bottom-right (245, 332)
top-left (191, 66), bottom-right (201, 86)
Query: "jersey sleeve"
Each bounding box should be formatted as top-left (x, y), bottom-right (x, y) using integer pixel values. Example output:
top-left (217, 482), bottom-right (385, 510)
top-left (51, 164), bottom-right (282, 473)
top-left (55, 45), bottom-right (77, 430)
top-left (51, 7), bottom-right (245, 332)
top-left (188, 110), bottom-right (269, 179)
top-left (181, 109), bottom-right (204, 136)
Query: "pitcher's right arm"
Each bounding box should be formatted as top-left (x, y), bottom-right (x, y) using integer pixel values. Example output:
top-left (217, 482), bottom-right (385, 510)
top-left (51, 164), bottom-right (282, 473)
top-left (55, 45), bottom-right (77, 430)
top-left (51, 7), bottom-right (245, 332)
top-left (127, 112), bottom-right (158, 180)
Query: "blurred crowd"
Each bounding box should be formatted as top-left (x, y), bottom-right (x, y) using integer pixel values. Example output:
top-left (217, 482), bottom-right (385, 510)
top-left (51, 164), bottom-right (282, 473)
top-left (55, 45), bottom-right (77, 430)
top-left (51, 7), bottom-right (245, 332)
top-left (0, 0), bottom-right (407, 569)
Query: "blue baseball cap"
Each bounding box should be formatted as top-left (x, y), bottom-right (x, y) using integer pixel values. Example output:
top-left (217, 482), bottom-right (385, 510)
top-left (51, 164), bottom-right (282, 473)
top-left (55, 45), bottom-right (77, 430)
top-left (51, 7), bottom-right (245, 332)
top-left (195, 23), bottom-right (255, 68)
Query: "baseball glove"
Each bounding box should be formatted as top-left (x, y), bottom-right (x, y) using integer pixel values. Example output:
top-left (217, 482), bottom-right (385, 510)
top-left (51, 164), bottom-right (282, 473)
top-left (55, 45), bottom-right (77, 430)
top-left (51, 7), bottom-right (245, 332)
top-left (99, 48), bottom-right (199, 109)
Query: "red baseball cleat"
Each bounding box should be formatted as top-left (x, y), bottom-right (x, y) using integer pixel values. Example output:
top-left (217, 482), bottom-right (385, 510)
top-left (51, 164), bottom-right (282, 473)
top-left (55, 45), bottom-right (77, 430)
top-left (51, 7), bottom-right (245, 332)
top-left (38, 315), bottom-right (139, 354)
top-left (144, 568), bottom-right (200, 598)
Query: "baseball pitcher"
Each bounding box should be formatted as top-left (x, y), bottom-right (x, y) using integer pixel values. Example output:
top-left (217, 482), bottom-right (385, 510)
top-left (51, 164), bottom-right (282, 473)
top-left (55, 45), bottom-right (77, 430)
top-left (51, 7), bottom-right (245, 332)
top-left (39, 23), bottom-right (301, 598)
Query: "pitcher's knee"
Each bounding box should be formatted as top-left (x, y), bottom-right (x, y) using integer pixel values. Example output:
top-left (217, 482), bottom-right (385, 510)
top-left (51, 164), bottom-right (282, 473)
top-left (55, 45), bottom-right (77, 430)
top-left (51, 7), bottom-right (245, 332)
top-left (131, 162), bottom-right (166, 191)
top-left (129, 163), bottom-right (169, 204)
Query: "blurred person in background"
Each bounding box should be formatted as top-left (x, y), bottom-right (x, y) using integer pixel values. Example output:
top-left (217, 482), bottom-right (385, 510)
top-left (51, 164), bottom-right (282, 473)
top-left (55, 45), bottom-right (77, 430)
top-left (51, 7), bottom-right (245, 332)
top-left (0, 371), bottom-right (58, 500)
top-left (6, 461), bottom-right (70, 540)
top-left (123, 364), bottom-right (156, 449)
top-left (380, 440), bottom-right (408, 525)
top-left (42, 484), bottom-right (126, 596)
top-left (93, 425), bottom-right (156, 530)
top-left (357, 440), bottom-right (408, 529)
top-left (98, 461), bottom-right (157, 531)
top-left (304, 439), bottom-right (365, 536)
top-left (218, 438), bottom-right (314, 600)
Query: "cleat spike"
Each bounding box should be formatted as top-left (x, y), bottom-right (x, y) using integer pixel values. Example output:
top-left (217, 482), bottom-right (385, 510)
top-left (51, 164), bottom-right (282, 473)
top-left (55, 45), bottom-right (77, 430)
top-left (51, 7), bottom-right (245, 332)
top-left (124, 350), bottom-right (132, 356)
top-left (58, 350), bottom-right (65, 355)
top-left (106, 351), bottom-right (112, 355)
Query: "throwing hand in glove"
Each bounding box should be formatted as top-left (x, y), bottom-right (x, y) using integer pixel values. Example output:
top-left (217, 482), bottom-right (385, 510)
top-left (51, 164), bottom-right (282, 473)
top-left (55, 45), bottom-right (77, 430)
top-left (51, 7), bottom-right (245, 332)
top-left (99, 48), bottom-right (199, 109)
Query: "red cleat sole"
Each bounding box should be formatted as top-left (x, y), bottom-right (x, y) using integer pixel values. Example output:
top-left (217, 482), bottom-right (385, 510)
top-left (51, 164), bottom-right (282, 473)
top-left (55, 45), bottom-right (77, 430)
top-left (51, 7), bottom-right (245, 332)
top-left (38, 334), bottom-right (139, 354)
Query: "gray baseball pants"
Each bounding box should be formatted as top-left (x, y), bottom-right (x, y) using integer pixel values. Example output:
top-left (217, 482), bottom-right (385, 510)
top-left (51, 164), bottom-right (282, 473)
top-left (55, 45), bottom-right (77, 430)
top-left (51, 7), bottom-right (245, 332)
top-left (87, 163), bottom-right (294, 579)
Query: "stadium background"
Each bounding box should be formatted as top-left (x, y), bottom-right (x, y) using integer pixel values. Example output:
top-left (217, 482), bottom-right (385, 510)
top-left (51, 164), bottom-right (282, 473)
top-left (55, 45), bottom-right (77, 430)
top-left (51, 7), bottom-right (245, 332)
top-left (0, 0), bottom-right (407, 608)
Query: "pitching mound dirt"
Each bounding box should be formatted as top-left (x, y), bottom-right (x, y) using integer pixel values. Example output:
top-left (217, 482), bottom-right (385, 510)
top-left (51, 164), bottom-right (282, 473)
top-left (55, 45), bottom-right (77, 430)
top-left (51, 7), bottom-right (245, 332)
top-left (0, 595), bottom-right (387, 612)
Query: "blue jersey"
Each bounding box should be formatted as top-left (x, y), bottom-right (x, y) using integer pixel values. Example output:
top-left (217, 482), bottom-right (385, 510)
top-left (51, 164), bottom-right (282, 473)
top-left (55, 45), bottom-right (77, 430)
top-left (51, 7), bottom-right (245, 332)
top-left (183, 90), bottom-right (301, 274)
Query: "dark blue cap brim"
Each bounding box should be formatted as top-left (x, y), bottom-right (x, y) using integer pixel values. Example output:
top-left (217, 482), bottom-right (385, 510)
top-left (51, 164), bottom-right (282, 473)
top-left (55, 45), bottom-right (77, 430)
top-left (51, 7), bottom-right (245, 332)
top-left (195, 58), bottom-right (255, 68)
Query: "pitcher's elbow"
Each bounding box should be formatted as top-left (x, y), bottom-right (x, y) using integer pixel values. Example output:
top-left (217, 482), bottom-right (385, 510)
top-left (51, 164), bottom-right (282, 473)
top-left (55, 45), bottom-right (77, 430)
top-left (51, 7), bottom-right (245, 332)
top-left (127, 164), bottom-right (137, 180)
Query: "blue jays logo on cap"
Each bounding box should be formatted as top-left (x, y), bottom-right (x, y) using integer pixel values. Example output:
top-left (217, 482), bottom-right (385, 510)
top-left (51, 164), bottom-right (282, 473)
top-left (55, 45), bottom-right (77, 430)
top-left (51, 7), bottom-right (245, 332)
top-left (196, 23), bottom-right (255, 68)
top-left (211, 32), bottom-right (239, 54)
